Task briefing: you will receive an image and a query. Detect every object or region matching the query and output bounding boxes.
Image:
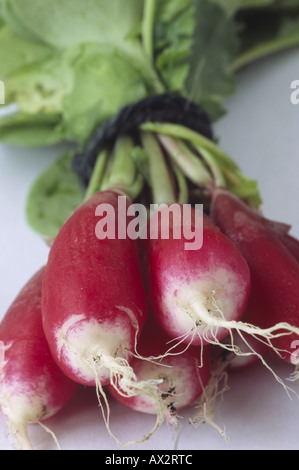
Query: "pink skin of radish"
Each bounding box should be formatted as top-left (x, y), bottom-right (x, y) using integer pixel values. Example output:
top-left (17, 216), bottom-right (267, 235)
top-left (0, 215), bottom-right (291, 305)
top-left (143, 205), bottom-right (252, 350)
top-left (0, 267), bottom-right (78, 450)
top-left (210, 188), bottom-right (299, 364)
top-left (277, 233), bottom-right (299, 264)
top-left (107, 313), bottom-right (211, 429)
top-left (261, 216), bottom-right (299, 263)
top-left (41, 191), bottom-right (165, 440)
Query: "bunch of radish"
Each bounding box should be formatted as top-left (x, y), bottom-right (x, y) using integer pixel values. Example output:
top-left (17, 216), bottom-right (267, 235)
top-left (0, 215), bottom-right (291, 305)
top-left (1, 119), bottom-right (299, 450)
top-left (0, 191), bottom-right (215, 449)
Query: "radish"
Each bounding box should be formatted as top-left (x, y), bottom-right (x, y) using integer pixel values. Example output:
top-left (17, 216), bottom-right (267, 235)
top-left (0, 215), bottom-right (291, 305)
top-left (0, 267), bottom-right (77, 450)
top-left (107, 312), bottom-right (211, 437)
top-left (41, 190), bottom-right (164, 444)
top-left (210, 187), bottom-right (299, 364)
top-left (143, 202), bottom-right (299, 366)
top-left (278, 233), bottom-right (299, 264)
top-left (144, 204), bottom-right (252, 349)
top-left (261, 216), bottom-right (299, 263)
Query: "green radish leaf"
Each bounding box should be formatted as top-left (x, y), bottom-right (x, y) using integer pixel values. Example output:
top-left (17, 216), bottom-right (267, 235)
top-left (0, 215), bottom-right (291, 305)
top-left (260, 0), bottom-right (299, 11)
top-left (3, 0), bottom-right (164, 93)
top-left (0, 26), bottom-right (54, 81)
top-left (0, 13), bottom-right (5, 30)
top-left (5, 55), bottom-right (65, 115)
top-left (185, 0), bottom-right (240, 120)
top-left (0, 0), bottom-right (46, 42)
top-left (231, 3), bottom-right (299, 71)
top-left (26, 150), bottom-right (83, 238)
top-left (61, 43), bottom-right (148, 144)
top-left (153, 0), bottom-right (195, 92)
top-left (0, 112), bottom-right (65, 146)
top-left (4, 0), bottom-right (144, 50)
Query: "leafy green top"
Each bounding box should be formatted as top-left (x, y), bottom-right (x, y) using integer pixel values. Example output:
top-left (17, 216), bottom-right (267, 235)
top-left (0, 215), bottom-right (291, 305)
top-left (1, 0), bottom-right (299, 144)
top-left (0, 0), bottom-right (299, 237)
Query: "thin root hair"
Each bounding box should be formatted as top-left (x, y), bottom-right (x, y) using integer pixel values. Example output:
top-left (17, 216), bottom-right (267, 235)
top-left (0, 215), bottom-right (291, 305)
top-left (87, 352), bottom-right (168, 448)
top-left (131, 325), bottom-right (199, 366)
top-left (191, 356), bottom-right (230, 443)
top-left (186, 294), bottom-right (299, 399)
top-left (37, 421), bottom-right (61, 450)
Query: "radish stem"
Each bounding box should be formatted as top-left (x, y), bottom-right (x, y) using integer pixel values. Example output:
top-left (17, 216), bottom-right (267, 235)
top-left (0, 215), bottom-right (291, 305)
top-left (140, 131), bottom-right (176, 204)
top-left (157, 134), bottom-right (212, 186)
top-left (142, 0), bottom-right (157, 64)
top-left (142, 122), bottom-right (227, 187)
top-left (101, 136), bottom-right (144, 200)
top-left (171, 162), bottom-right (189, 204)
top-left (141, 121), bottom-right (260, 204)
top-left (84, 149), bottom-right (109, 200)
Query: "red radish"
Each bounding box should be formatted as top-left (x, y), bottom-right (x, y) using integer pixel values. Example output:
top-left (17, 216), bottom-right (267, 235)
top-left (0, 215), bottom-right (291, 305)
top-left (262, 217), bottom-right (291, 236)
top-left (144, 204), bottom-right (253, 350)
top-left (107, 312), bottom-right (211, 436)
top-left (261, 216), bottom-right (299, 263)
top-left (41, 190), bottom-right (164, 443)
top-left (210, 188), bottom-right (299, 364)
top-left (0, 267), bottom-right (77, 450)
top-left (278, 233), bottom-right (299, 264)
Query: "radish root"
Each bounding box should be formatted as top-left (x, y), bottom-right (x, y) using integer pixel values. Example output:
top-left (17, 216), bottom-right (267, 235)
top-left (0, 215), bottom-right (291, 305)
top-left (191, 356), bottom-right (230, 443)
top-left (287, 364), bottom-right (299, 383)
top-left (86, 353), bottom-right (167, 448)
top-left (184, 294), bottom-right (299, 398)
top-left (3, 413), bottom-right (61, 451)
top-left (37, 421), bottom-right (61, 450)
top-left (60, 323), bottom-right (172, 446)
top-left (5, 420), bottom-right (33, 450)
top-left (132, 328), bottom-right (198, 365)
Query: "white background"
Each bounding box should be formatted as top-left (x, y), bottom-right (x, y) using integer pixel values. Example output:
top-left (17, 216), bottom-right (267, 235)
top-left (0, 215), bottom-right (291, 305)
top-left (0, 46), bottom-right (299, 451)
